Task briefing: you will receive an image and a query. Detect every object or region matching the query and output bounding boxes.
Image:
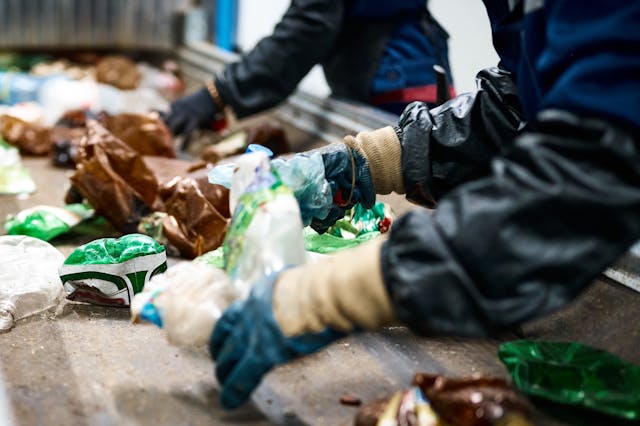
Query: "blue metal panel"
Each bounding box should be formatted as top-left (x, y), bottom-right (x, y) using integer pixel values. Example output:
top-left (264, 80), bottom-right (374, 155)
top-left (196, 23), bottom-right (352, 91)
top-left (215, 0), bottom-right (238, 52)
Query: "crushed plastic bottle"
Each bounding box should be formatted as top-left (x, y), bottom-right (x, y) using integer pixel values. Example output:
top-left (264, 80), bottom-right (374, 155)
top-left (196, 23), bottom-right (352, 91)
top-left (132, 151), bottom-right (307, 345)
top-left (0, 236), bottom-right (65, 332)
top-left (223, 151), bottom-right (306, 297)
top-left (499, 340), bottom-right (640, 420)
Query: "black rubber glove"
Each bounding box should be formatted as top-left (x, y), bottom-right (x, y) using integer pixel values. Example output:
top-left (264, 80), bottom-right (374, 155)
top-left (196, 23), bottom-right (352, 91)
top-left (310, 144), bottom-right (376, 233)
top-left (164, 87), bottom-right (218, 147)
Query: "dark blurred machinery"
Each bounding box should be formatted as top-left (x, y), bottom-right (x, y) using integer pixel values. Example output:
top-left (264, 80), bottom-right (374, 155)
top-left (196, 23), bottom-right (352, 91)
top-left (0, 0), bottom-right (196, 50)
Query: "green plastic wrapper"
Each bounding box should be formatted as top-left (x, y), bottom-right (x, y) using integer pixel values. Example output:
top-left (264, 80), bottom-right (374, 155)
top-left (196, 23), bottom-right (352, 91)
top-left (60, 234), bottom-right (167, 306)
top-left (304, 227), bottom-right (380, 254)
top-left (304, 202), bottom-right (393, 254)
top-left (0, 139), bottom-right (36, 194)
top-left (194, 247), bottom-right (225, 269)
top-left (499, 340), bottom-right (640, 420)
top-left (4, 203), bottom-right (94, 241)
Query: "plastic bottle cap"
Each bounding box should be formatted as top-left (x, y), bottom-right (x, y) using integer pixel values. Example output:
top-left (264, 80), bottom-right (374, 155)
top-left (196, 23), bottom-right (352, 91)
top-left (246, 144), bottom-right (273, 157)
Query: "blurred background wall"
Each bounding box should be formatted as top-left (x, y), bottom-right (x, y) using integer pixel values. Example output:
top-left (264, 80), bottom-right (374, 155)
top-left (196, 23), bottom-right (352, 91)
top-left (236, 0), bottom-right (499, 96)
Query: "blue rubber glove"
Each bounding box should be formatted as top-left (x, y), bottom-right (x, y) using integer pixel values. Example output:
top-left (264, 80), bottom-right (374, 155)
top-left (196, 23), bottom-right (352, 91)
top-left (163, 87), bottom-right (218, 148)
top-left (209, 273), bottom-right (342, 409)
top-left (312, 144), bottom-right (376, 233)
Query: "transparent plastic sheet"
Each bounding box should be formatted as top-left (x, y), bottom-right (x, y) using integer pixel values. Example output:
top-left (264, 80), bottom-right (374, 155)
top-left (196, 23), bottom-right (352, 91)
top-left (271, 152), bottom-right (332, 226)
top-left (209, 151), bottom-right (333, 227)
top-left (0, 236), bottom-right (65, 332)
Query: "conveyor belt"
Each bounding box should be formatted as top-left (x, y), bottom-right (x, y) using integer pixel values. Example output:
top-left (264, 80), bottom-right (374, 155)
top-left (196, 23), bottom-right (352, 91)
top-left (1, 158), bottom-right (639, 426)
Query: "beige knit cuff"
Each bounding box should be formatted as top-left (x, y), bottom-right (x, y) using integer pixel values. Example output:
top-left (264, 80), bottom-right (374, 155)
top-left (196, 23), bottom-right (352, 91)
top-left (273, 238), bottom-right (396, 336)
top-left (343, 126), bottom-right (404, 195)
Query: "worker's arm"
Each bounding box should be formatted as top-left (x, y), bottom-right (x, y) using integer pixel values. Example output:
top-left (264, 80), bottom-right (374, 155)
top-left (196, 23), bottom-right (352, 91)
top-left (215, 0), bottom-right (345, 118)
top-left (308, 66), bottom-right (525, 231)
top-left (383, 111), bottom-right (640, 336)
top-left (165, 0), bottom-right (344, 139)
top-left (211, 110), bottom-right (640, 409)
top-left (208, 0), bottom-right (640, 409)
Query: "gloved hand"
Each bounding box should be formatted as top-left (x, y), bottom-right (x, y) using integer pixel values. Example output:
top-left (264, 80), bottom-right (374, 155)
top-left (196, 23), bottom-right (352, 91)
top-left (210, 238), bottom-right (396, 409)
top-left (130, 262), bottom-right (239, 347)
top-left (163, 87), bottom-right (218, 147)
top-left (210, 273), bottom-right (342, 409)
top-left (312, 126), bottom-right (405, 233)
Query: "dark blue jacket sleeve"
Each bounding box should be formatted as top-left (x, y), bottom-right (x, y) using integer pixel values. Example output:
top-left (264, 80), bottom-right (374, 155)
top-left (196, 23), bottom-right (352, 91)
top-left (398, 66), bottom-right (525, 207)
top-left (536, 0), bottom-right (640, 131)
top-left (214, 0), bottom-right (344, 118)
top-left (383, 111), bottom-right (640, 336)
top-left (380, 0), bottom-right (640, 336)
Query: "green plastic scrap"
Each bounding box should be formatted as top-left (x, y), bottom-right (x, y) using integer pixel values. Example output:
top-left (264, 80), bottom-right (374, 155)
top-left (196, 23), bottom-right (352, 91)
top-left (303, 202), bottom-right (390, 254)
top-left (0, 138), bottom-right (36, 194)
top-left (499, 340), bottom-right (640, 420)
top-left (328, 202), bottom-right (388, 239)
top-left (60, 234), bottom-right (167, 304)
top-left (304, 227), bottom-right (379, 254)
top-left (194, 246), bottom-right (225, 269)
top-left (5, 203), bottom-right (94, 241)
top-left (64, 234), bottom-right (165, 266)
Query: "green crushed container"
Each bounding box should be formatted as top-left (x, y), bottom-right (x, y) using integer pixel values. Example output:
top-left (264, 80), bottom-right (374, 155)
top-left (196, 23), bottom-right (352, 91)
top-left (60, 234), bottom-right (167, 307)
top-left (499, 340), bottom-right (640, 420)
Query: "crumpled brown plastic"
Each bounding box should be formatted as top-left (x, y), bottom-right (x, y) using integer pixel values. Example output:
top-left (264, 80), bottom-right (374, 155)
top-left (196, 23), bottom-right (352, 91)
top-left (70, 120), bottom-right (158, 232)
top-left (159, 170), bottom-right (230, 259)
top-left (0, 115), bottom-right (53, 155)
top-left (100, 112), bottom-right (176, 158)
top-left (413, 373), bottom-right (531, 426)
top-left (200, 120), bottom-right (291, 163)
top-left (95, 55), bottom-right (141, 90)
top-left (52, 110), bottom-right (176, 168)
top-left (70, 121), bottom-right (230, 257)
top-left (355, 373), bottom-right (531, 426)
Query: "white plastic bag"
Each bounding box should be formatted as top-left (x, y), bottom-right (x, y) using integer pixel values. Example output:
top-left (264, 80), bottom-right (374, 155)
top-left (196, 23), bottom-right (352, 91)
top-left (131, 262), bottom-right (238, 346)
top-left (0, 236), bottom-right (65, 332)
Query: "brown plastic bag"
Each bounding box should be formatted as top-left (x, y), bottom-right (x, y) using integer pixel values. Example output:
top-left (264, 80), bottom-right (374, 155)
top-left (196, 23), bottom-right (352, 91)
top-left (413, 373), bottom-right (531, 426)
top-left (0, 115), bottom-right (53, 155)
top-left (158, 169), bottom-right (230, 259)
top-left (95, 55), bottom-right (141, 90)
top-left (100, 112), bottom-right (176, 158)
top-left (70, 122), bottom-right (230, 257)
top-left (355, 373), bottom-right (531, 426)
top-left (70, 120), bottom-right (158, 232)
